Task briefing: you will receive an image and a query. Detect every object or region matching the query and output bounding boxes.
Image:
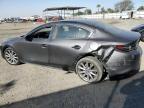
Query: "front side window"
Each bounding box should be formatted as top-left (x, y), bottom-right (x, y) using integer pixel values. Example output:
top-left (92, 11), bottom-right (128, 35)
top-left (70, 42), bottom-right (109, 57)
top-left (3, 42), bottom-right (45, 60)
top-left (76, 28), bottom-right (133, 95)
top-left (33, 27), bottom-right (52, 39)
top-left (54, 25), bottom-right (90, 39)
top-left (26, 27), bottom-right (52, 41)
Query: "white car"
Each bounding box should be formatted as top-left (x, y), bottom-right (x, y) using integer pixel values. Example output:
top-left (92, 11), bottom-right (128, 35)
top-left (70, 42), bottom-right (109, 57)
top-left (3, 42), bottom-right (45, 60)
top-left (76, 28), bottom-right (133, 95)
top-left (121, 11), bottom-right (130, 19)
top-left (120, 10), bottom-right (136, 19)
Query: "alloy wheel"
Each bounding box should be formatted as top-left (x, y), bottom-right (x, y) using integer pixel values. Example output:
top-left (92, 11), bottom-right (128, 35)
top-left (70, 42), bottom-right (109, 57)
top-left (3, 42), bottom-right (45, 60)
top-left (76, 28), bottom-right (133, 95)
top-left (4, 48), bottom-right (19, 65)
top-left (77, 60), bottom-right (99, 82)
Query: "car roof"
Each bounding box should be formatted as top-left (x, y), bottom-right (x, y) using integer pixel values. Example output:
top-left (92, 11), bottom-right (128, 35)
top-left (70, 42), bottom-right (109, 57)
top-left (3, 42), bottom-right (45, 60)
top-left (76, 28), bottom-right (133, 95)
top-left (58, 19), bottom-right (138, 39)
top-left (47, 19), bottom-right (133, 36)
top-left (59, 19), bottom-right (105, 29)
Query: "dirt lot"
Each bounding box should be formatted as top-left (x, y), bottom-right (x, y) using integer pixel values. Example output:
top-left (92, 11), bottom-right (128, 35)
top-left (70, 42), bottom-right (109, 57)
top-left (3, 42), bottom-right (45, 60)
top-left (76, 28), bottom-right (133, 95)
top-left (0, 19), bottom-right (144, 108)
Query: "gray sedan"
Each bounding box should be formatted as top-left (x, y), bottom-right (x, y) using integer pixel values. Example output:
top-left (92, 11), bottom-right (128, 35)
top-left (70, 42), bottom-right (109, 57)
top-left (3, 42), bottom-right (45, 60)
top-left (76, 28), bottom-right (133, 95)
top-left (0, 19), bottom-right (142, 83)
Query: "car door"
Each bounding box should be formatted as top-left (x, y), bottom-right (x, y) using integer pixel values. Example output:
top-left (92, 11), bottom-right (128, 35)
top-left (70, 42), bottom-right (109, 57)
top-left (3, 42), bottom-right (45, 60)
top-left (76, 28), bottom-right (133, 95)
top-left (15, 25), bottom-right (54, 64)
top-left (49, 23), bottom-right (92, 67)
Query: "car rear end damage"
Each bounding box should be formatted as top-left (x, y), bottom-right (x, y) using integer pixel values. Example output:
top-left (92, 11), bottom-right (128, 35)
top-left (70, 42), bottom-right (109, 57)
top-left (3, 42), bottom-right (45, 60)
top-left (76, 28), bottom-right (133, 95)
top-left (107, 46), bottom-right (142, 77)
top-left (90, 42), bottom-right (142, 77)
top-left (89, 27), bottom-right (142, 77)
top-left (107, 34), bottom-right (141, 77)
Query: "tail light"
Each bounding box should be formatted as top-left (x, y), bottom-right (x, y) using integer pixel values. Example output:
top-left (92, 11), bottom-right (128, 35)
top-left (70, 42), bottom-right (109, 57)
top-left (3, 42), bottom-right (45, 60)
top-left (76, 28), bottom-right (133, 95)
top-left (116, 45), bottom-right (130, 51)
top-left (116, 45), bottom-right (125, 50)
top-left (116, 43), bottom-right (137, 52)
top-left (116, 40), bottom-right (139, 52)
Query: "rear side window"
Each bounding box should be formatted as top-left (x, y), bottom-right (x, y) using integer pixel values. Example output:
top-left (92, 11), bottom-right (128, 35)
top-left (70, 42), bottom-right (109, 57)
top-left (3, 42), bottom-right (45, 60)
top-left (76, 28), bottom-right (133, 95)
top-left (53, 25), bottom-right (90, 39)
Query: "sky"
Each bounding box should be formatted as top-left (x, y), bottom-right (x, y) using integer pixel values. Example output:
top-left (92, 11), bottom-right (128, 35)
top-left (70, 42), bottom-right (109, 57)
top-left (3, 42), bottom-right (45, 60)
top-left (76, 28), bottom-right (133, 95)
top-left (0, 0), bottom-right (143, 18)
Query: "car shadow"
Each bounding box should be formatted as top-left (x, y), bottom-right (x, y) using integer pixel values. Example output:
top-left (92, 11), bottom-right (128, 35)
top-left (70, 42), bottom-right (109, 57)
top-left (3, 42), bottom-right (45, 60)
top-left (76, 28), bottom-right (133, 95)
top-left (1, 71), bottom-right (144, 108)
top-left (0, 80), bottom-right (17, 95)
top-left (121, 70), bottom-right (144, 108)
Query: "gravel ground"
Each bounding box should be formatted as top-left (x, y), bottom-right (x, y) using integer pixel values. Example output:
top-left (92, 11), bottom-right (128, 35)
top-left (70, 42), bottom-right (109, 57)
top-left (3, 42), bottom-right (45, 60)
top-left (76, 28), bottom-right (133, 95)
top-left (0, 19), bottom-right (144, 108)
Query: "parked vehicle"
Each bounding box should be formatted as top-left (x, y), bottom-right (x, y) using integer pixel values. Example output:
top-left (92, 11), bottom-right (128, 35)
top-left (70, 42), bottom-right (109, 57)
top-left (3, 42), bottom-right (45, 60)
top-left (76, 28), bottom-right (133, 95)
top-left (13, 19), bottom-right (23, 23)
top-left (36, 18), bottom-right (44, 23)
top-left (131, 24), bottom-right (144, 42)
top-left (46, 16), bottom-right (63, 22)
top-left (120, 10), bottom-right (135, 19)
top-left (4, 17), bottom-right (25, 23)
top-left (5, 20), bottom-right (11, 23)
top-left (0, 19), bottom-right (142, 83)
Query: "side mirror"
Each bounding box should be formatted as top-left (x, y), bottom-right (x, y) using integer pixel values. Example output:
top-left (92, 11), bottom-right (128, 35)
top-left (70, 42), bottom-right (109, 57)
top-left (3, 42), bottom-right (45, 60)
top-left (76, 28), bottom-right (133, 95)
top-left (25, 35), bottom-right (33, 41)
top-left (20, 35), bottom-right (25, 37)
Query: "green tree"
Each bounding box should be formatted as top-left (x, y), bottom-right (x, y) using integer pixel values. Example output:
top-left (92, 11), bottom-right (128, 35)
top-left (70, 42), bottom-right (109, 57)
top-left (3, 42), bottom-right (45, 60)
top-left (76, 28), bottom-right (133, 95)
top-left (115, 0), bottom-right (134, 12)
top-left (84, 9), bottom-right (92, 15)
top-left (101, 7), bottom-right (105, 19)
top-left (101, 7), bottom-right (106, 13)
top-left (137, 6), bottom-right (144, 11)
top-left (96, 4), bottom-right (101, 13)
top-left (107, 8), bottom-right (115, 13)
top-left (74, 11), bottom-right (84, 16)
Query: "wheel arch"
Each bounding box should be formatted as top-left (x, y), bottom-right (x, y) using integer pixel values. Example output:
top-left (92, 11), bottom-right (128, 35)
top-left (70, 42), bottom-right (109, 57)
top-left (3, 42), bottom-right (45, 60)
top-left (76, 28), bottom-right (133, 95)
top-left (1, 45), bottom-right (24, 63)
top-left (71, 52), bottom-right (106, 72)
top-left (1, 45), bottom-right (12, 58)
top-left (75, 55), bottom-right (104, 83)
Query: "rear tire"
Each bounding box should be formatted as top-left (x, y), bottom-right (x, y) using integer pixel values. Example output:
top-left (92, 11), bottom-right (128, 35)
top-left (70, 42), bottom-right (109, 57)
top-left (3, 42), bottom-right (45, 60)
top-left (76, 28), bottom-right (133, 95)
top-left (76, 56), bottom-right (103, 83)
top-left (4, 47), bottom-right (20, 65)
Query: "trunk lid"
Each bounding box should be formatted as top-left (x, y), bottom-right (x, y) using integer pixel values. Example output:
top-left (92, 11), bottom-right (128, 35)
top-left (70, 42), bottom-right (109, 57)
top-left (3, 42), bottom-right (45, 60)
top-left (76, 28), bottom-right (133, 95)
top-left (106, 28), bottom-right (141, 51)
top-left (94, 21), bottom-right (141, 44)
top-left (94, 25), bottom-right (141, 51)
top-left (102, 25), bottom-right (141, 43)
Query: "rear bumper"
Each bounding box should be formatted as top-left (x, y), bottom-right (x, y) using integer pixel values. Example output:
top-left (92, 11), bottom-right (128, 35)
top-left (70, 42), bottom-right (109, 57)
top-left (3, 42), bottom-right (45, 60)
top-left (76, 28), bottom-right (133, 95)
top-left (106, 46), bottom-right (142, 77)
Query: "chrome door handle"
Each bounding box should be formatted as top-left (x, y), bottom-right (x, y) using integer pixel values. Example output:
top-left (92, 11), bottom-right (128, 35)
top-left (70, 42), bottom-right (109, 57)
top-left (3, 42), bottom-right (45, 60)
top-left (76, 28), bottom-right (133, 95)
top-left (72, 45), bottom-right (81, 50)
top-left (41, 44), bottom-right (47, 48)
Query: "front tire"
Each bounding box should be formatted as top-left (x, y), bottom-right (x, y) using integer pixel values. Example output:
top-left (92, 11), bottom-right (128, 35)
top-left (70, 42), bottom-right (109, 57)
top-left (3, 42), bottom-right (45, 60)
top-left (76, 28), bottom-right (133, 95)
top-left (76, 56), bottom-right (103, 83)
top-left (4, 47), bottom-right (20, 65)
